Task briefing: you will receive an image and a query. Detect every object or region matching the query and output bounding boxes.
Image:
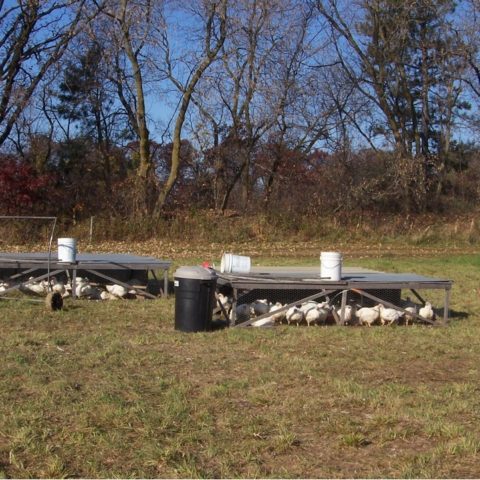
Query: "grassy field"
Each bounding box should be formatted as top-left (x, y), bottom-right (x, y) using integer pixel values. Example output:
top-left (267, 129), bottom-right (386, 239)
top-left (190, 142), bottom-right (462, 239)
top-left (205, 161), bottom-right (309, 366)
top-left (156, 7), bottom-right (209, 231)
top-left (0, 248), bottom-right (479, 478)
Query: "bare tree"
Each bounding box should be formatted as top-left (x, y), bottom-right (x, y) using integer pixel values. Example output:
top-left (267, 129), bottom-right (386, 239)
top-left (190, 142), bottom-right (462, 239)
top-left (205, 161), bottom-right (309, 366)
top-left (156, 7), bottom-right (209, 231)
top-left (92, 0), bottom-right (160, 213)
top-left (261, 3), bottom-right (338, 208)
top-left (315, 0), bottom-right (466, 211)
top-left (156, 0), bottom-right (228, 213)
top-left (459, 0), bottom-right (480, 134)
top-left (0, 1), bottom-right (100, 148)
top-left (190, 1), bottom-right (340, 212)
top-left (192, 0), bottom-right (312, 212)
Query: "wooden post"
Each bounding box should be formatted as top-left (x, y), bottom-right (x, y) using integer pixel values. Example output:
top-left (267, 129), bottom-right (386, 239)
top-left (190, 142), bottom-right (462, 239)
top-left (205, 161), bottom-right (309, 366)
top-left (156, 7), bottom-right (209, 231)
top-left (89, 216), bottom-right (94, 244)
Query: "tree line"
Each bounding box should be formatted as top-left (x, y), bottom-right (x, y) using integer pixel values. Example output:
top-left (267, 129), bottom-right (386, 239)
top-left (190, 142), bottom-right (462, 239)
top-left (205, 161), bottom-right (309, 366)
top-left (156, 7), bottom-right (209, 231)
top-left (1, 0), bottom-right (480, 224)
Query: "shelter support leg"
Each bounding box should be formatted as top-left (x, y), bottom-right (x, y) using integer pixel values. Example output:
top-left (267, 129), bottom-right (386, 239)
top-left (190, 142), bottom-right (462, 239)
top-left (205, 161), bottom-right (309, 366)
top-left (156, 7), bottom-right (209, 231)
top-left (72, 268), bottom-right (77, 300)
top-left (164, 268), bottom-right (169, 298)
top-left (230, 288), bottom-right (238, 326)
top-left (339, 290), bottom-right (348, 325)
top-left (410, 289), bottom-right (426, 306)
top-left (443, 287), bottom-right (451, 325)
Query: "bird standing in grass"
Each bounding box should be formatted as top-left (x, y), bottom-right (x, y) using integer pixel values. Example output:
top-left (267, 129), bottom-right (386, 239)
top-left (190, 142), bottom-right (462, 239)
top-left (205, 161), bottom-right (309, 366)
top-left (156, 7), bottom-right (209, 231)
top-left (419, 301), bottom-right (435, 322)
top-left (303, 304), bottom-right (321, 326)
top-left (336, 304), bottom-right (354, 325)
top-left (269, 302), bottom-right (286, 324)
top-left (356, 305), bottom-right (381, 327)
top-left (286, 306), bottom-right (304, 326)
top-left (379, 304), bottom-right (402, 325)
top-left (315, 302), bottom-right (331, 325)
top-left (404, 306), bottom-right (417, 325)
top-left (403, 297), bottom-right (417, 325)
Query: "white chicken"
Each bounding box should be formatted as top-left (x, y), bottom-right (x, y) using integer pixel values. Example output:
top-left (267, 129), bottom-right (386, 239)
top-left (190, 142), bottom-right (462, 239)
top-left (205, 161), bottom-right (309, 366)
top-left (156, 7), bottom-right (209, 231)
top-left (22, 277), bottom-right (48, 296)
top-left (100, 290), bottom-right (118, 301)
top-left (419, 301), bottom-right (435, 322)
top-left (300, 301), bottom-right (317, 324)
top-left (49, 276), bottom-right (66, 297)
top-left (404, 306), bottom-right (417, 325)
top-left (269, 302), bottom-right (286, 323)
top-left (298, 301), bottom-right (330, 326)
top-left (403, 297), bottom-right (418, 325)
top-left (0, 280), bottom-right (9, 293)
top-left (214, 292), bottom-right (232, 322)
top-left (286, 306), bottom-right (304, 326)
top-left (317, 303), bottom-right (331, 325)
top-left (75, 277), bottom-right (92, 298)
top-left (300, 301), bottom-right (318, 311)
top-left (106, 284), bottom-right (128, 298)
top-left (336, 305), bottom-right (354, 324)
top-left (379, 304), bottom-right (402, 325)
top-left (356, 305), bottom-right (381, 327)
top-left (305, 307), bottom-right (322, 326)
top-left (217, 293), bottom-right (232, 312)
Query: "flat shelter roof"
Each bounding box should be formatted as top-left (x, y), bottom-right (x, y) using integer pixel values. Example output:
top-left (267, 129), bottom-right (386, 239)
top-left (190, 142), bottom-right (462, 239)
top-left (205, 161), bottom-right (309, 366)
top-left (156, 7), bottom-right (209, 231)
top-left (0, 252), bottom-right (171, 270)
top-left (217, 266), bottom-right (452, 290)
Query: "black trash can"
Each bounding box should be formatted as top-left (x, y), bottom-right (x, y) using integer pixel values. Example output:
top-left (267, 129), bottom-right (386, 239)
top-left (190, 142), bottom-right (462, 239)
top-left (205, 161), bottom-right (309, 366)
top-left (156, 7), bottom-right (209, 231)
top-left (174, 266), bottom-right (217, 332)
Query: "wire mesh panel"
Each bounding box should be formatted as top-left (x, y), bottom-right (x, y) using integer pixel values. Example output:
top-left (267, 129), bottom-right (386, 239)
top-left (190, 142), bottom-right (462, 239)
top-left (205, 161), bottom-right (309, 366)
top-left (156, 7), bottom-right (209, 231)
top-left (215, 269), bottom-right (452, 327)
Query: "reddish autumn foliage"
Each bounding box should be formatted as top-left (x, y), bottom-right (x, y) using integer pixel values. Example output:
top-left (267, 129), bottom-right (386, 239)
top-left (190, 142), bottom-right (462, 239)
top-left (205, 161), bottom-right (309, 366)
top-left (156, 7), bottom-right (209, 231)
top-left (0, 156), bottom-right (54, 215)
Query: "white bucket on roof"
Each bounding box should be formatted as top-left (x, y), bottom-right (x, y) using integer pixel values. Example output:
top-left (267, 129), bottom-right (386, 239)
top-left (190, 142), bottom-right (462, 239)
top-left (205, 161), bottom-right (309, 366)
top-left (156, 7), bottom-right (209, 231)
top-left (220, 253), bottom-right (251, 274)
top-left (320, 251), bottom-right (342, 281)
top-left (58, 238), bottom-right (77, 263)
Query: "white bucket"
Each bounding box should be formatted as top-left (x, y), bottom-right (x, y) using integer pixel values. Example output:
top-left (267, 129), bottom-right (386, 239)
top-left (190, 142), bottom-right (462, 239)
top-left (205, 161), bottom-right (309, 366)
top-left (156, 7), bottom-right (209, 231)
top-left (320, 251), bottom-right (342, 281)
top-left (58, 238), bottom-right (77, 263)
top-left (220, 253), bottom-right (251, 274)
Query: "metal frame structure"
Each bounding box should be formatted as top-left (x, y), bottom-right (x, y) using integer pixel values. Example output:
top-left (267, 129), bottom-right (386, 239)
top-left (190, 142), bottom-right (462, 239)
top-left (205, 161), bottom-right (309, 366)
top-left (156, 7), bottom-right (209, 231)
top-left (0, 252), bottom-right (171, 299)
top-left (0, 215), bottom-right (58, 284)
top-left (216, 267), bottom-right (453, 327)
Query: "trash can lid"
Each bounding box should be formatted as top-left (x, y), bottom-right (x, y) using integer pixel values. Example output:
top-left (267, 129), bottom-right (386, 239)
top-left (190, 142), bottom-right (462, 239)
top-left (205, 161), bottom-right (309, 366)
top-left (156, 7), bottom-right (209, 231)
top-left (174, 266), bottom-right (217, 280)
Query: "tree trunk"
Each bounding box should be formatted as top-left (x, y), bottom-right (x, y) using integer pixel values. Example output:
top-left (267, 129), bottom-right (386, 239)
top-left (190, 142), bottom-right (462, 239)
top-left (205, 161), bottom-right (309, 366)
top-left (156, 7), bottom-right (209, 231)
top-left (119, 0), bottom-right (152, 214)
top-left (155, 1), bottom-right (227, 215)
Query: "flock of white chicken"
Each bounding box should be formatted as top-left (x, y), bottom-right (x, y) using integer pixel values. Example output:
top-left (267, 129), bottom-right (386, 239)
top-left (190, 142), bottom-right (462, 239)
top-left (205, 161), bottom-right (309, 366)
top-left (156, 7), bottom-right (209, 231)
top-left (217, 293), bottom-right (436, 327)
top-left (0, 276), bottom-right (139, 300)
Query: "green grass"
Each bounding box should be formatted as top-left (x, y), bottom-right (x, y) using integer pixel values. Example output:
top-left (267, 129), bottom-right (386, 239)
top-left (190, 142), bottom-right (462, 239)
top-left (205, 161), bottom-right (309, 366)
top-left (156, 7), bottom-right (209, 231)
top-left (0, 253), bottom-right (479, 477)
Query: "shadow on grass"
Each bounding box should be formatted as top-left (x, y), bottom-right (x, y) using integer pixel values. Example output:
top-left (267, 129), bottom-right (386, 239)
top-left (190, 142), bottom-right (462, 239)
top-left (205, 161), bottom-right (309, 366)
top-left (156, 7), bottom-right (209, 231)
top-left (449, 309), bottom-right (469, 320)
top-left (60, 304), bottom-right (83, 311)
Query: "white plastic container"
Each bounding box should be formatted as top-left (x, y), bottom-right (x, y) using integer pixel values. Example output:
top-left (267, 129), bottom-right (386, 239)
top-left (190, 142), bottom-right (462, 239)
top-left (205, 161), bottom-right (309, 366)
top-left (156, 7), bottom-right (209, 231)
top-left (220, 253), bottom-right (251, 274)
top-left (320, 251), bottom-right (342, 281)
top-left (57, 238), bottom-right (77, 263)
